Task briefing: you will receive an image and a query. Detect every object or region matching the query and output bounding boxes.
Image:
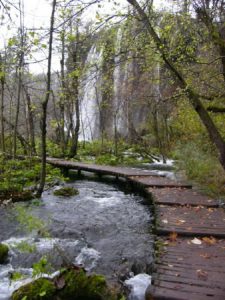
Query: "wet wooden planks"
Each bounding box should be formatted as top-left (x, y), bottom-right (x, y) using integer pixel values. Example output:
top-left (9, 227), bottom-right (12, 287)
top-left (128, 176), bottom-right (192, 189)
top-left (46, 158), bottom-right (158, 177)
top-left (148, 187), bottom-right (219, 207)
top-left (156, 205), bottom-right (225, 238)
top-left (148, 238), bottom-right (225, 300)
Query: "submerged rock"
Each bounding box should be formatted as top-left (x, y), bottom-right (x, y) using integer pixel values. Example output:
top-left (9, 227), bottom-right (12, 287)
top-left (0, 243), bottom-right (9, 263)
top-left (53, 186), bottom-right (79, 197)
top-left (12, 268), bottom-right (122, 300)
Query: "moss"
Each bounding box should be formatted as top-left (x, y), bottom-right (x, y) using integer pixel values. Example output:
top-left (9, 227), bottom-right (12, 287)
top-left (57, 269), bottom-right (118, 300)
top-left (12, 269), bottom-right (122, 300)
top-left (0, 243), bottom-right (9, 264)
top-left (53, 186), bottom-right (79, 197)
top-left (12, 278), bottom-right (56, 300)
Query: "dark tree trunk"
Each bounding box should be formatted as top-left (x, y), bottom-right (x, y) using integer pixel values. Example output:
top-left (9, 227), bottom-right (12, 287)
top-left (0, 55), bottom-right (5, 153)
top-left (37, 0), bottom-right (57, 197)
top-left (23, 85), bottom-right (36, 155)
top-left (69, 31), bottom-right (80, 158)
top-left (59, 29), bottom-right (66, 155)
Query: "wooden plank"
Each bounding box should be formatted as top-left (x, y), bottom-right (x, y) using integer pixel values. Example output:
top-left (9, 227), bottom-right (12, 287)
top-left (148, 187), bottom-right (219, 207)
top-left (128, 176), bottom-right (192, 188)
top-left (46, 158), bottom-right (158, 177)
top-left (157, 205), bottom-right (225, 237)
top-left (149, 237), bottom-right (225, 300)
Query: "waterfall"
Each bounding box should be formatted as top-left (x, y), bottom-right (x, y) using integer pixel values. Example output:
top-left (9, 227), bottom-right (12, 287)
top-left (113, 28), bottom-right (125, 136)
top-left (79, 45), bottom-right (103, 141)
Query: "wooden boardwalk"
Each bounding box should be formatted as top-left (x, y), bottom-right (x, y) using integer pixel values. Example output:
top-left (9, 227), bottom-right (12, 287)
top-left (47, 158), bottom-right (225, 300)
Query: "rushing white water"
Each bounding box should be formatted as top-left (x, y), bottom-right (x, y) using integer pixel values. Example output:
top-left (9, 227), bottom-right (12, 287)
top-left (0, 237), bottom-right (100, 300)
top-left (125, 273), bottom-right (151, 300)
top-left (75, 247), bottom-right (101, 271)
top-left (79, 45), bottom-right (103, 141)
top-left (0, 180), bottom-right (154, 299)
top-left (113, 27), bottom-right (127, 136)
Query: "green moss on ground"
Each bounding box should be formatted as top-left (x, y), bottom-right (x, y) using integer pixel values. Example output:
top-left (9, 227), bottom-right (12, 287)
top-left (0, 243), bottom-right (9, 264)
top-left (53, 186), bottom-right (79, 197)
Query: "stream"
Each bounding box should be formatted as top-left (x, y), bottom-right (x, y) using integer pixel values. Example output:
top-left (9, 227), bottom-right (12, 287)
top-left (0, 176), bottom-right (155, 300)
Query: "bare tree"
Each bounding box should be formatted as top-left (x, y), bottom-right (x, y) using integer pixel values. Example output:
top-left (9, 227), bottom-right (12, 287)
top-left (37, 0), bottom-right (57, 197)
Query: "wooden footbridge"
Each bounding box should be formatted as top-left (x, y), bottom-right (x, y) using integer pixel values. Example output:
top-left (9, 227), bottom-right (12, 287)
top-left (47, 158), bottom-right (225, 300)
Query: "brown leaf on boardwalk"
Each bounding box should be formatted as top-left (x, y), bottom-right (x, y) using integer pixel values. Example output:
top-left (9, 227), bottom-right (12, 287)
top-left (202, 237), bottom-right (217, 245)
top-left (176, 219), bottom-right (186, 225)
top-left (196, 269), bottom-right (208, 280)
top-left (200, 253), bottom-right (211, 259)
top-left (169, 232), bottom-right (178, 242)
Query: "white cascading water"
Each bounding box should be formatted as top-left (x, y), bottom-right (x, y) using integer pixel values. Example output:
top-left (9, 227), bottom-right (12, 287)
top-left (79, 45), bottom-right (103, 141)
top-left (113, 27), bottom-right (127, 136)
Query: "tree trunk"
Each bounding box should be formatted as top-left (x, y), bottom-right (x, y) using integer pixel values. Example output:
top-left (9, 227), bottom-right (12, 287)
top-left (3, 116), bottom-right (29, 154)
top-left (37, 0), bottom-right (57, 197)
top-left (13, 0), bottom-right (24, 158)
top-left (59, 29), bottom-right (66, 155)
top-left (23, 85), bottom-right (36, 155)
top-left (126, 0), bottom-right (225, 170)
top-left (69, 30), bottom-right (80, 158)
top-left (0, 55), bottom-right (5, 153)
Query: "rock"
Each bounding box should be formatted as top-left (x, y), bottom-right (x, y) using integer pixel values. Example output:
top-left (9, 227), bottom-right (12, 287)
top-left (53, 186), bottom-right (79, 197)
top-left (12, 278), bottom-right (56, 300)
top-left (145, 284), bottom-right (154, 300)
top-left (0, 243), bottom-right (9, 264)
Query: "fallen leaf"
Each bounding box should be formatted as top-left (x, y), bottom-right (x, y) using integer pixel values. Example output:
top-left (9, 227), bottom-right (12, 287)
top-left (191, 238), bottom-right (202, 245)
top-left (202, 237), bottom-right (217, 245)
top-left (196, 269), bottom-right (208, 280)
top-left (208, 208), bottom-right (214, 212)
top-left (200, 253), bottom-right (211, 259)
top-left (168, 264), bottom-right (174, 268)
top-left (186, 227), bottom-right (192, 231)
top-left (169, 232), bottom-right (178, 242)
top-left (54, 276), bottom-right (65, 289)
top-left (162, 219), bottom-right (168, 224)
top-left (176, 219), bottom-right (186, 225)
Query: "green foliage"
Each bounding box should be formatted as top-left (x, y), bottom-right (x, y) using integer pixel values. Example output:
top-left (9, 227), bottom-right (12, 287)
top-left (76, 140), bottom-right (153, 166)
top-left (16, 241), bottom-right (36, 253)
top-left (95, 154), bottom-right (119, 166)
top-left (174, 142), bottom-right (225, 196)
top-left (0, 156), bottom-right (67, 202)
top-left (32, 256), bottom-right (53, 277)
top-left (11, 272), bottom-right (26, 281)
top-left (53, 186), bottom-right (79, 197)
top-left (0, 243), bottom-right (9, 263)
top-left (14, 205), bottom-right (50, 237)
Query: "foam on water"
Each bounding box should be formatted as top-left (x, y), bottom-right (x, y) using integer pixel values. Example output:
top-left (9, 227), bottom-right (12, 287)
top-left (75, 247), bottom-right (101, 271)
top-left (125, 273), bottom-right (151, 300)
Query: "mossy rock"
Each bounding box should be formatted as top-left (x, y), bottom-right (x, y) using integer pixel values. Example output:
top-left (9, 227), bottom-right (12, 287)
top-left (56, 269), bottom-right (118, 300)
top-left (12, 278), bottom-right (56, 300)
top-left (12, 268), bottom-right (122, 300)
top-left (0, 243), bottom-right (9, 264)
top-left (53, 186), bottom-right (79, 197)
